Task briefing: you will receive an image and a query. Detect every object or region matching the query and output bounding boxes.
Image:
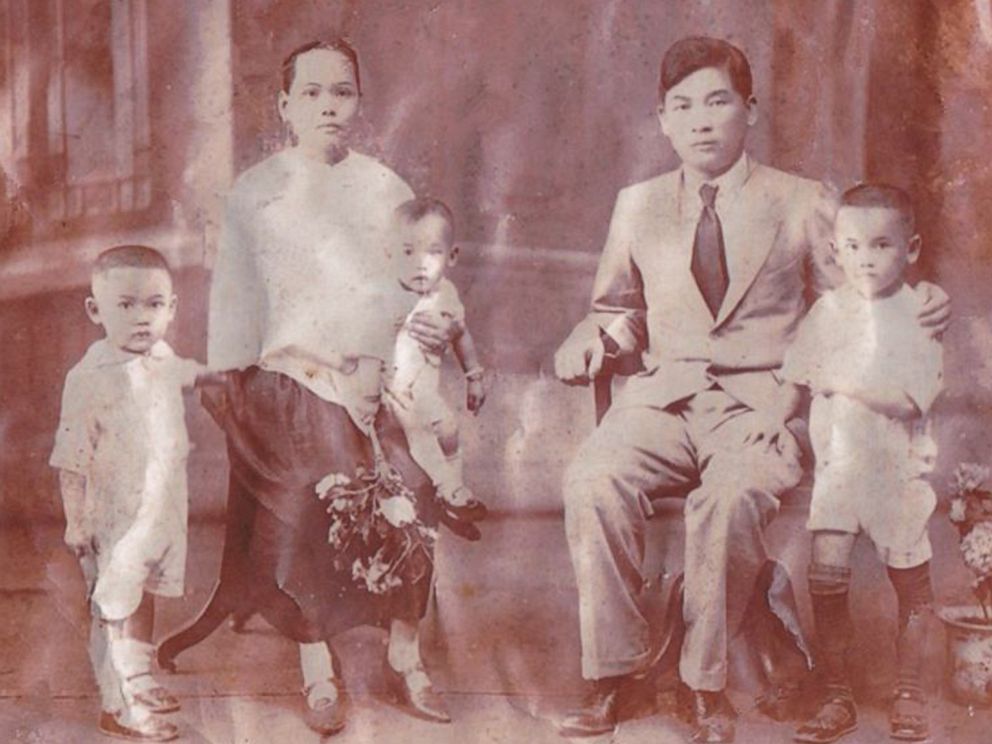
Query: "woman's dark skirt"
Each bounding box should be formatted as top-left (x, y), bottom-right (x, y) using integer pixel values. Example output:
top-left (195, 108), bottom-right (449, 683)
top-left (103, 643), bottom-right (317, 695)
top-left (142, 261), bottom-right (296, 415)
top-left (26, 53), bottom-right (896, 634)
top-left (202, 366), bottom-right (438, 642)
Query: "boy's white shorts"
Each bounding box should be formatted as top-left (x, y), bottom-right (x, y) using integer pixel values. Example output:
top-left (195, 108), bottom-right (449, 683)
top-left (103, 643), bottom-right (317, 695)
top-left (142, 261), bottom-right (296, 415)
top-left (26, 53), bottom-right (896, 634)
top-left (808, 462), bottom-right (935, 569)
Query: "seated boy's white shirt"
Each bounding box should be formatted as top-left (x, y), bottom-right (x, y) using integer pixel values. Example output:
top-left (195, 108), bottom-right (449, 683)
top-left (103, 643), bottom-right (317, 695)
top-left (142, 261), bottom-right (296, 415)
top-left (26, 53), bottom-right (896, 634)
top-left (50, 339), bottom-right (199, 620)
top-left (782, 283), bottom-right (943, 566)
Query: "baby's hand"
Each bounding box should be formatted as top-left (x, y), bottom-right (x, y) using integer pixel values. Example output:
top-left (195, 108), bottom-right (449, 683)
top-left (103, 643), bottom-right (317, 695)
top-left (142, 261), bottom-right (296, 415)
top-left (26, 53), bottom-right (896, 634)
top-left (467, 378), bottom-right (486, 414)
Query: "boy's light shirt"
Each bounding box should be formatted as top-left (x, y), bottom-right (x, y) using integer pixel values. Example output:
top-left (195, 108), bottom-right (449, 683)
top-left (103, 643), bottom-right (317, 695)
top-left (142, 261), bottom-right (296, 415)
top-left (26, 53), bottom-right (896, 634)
top-left (783, 282), bottom-right (943, 478)
top-left (50, 338), bottom-right (199, 618)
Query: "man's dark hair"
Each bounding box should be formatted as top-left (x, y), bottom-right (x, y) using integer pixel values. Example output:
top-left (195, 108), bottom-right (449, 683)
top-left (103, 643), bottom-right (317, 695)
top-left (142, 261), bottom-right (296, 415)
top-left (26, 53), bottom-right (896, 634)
top-left (840, 183), bottom-right (916, 232)
top-left (93, 244), bottom-right (170, 277)
top-left (659, 36), bottom-right (753, 101)
top-left (281, 38), bottom-right (361, 94)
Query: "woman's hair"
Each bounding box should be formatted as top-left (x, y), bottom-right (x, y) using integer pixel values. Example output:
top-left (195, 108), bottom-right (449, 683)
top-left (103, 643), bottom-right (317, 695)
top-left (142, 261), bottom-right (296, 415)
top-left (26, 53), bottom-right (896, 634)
top-left (659, 36), bottom-right (752, 101)
top-left (281, 38), bottom-right (361, 94)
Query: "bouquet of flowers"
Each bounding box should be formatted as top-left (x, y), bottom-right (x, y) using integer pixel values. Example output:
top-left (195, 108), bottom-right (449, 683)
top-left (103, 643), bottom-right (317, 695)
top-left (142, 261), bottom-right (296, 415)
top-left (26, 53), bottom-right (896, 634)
top-left (948, 463), bottom-right (992, 622)
top-left (315, 458), bottom-right (437, 596)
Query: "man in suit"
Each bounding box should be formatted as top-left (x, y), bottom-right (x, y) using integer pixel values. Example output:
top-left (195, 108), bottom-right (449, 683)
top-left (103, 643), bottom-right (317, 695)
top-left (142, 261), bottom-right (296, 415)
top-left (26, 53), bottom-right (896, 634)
top-left (554, 36), bottom-right (947, 743)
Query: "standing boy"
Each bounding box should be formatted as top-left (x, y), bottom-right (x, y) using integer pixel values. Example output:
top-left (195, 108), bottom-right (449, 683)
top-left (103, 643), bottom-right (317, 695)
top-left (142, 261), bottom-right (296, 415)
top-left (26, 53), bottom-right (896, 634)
top-left (783, 185), bottom-right (942, 743)
top-left (51, 245), bottom-right (204, 741)
top-left (554, 36), bottom-right (948, 743)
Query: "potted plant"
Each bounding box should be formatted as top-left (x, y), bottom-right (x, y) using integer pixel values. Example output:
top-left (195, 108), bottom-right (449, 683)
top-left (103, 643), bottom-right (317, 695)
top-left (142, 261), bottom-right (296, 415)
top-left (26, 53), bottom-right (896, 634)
top-left (938, 463), bottom-right (992, 706)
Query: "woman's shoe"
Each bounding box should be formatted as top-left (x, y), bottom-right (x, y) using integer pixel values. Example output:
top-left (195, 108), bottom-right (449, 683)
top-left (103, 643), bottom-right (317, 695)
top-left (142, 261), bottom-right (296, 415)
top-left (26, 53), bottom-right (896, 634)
top-left (382, 659), bottom-right (452, 723)
top-left (302, 677), bottom-right (348, 736)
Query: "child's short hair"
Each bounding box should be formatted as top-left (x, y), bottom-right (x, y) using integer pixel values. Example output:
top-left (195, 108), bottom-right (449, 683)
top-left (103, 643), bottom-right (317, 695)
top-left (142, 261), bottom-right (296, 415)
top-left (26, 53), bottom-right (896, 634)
top-left (840, 183), bottom-right (916, 233)
top-left (93, 245), bottom-right (171, 278)
top-left (659, 36), bottom-right (753, 101)
top-left (395, 197), bottom-right (455, 244)
top-left (281, 38), bottom-right (361, 94)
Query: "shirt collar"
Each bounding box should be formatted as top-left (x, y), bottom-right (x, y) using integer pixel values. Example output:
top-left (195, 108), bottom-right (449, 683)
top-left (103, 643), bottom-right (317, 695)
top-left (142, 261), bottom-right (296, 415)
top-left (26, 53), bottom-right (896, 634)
top-left (681, 152), bottom-right (751, 206)
top-left (86, 339), bottom-right (173, 368)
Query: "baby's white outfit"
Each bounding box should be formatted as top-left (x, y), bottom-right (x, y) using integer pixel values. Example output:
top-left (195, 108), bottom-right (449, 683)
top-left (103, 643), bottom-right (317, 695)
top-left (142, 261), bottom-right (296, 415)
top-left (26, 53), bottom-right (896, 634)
top-left (387, 278), bottom-right (466, 498)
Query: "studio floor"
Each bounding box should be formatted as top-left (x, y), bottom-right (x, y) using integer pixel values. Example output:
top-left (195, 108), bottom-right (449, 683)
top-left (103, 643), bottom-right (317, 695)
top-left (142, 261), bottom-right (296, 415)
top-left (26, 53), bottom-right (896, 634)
top-left (1, 505), bottom-right (990, 743)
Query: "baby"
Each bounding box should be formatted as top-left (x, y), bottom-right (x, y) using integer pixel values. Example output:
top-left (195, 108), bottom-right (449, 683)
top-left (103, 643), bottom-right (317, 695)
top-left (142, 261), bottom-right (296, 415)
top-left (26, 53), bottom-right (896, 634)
top-left (386, 197), bottom-right (487, 521)
top-left (782, 185), bottom-right (943, 743)
top-left (50, 245), bottom-right (207, 742)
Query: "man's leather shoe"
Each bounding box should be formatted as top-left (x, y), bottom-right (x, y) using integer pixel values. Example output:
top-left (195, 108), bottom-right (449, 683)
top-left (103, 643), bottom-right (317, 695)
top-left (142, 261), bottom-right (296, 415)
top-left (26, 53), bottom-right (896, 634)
top-left (557, 677), bottom-right (621, 737)
top-left (688, 689), bottom-right (737, 743)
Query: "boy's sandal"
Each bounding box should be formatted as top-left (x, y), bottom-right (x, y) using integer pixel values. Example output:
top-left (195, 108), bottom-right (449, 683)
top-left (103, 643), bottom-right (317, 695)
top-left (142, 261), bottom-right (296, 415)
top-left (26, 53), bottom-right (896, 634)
top-left (793, 687), bottom-right (857, 743)
top-left (302, 678), bottom-right (348, 736)
top-left (889, 686), bottom-right (930, 741)
top-left (127, 677), bottom-right (181, 714)
top-left (99, 710), bottom-right (179, 742)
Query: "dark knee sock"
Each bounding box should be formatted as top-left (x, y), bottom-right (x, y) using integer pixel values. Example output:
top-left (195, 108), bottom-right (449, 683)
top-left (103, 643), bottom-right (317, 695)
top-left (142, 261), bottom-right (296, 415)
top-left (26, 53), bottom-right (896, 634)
top-left (887, 562), bottom-right (933, 690)
top-left (808, 563), bottom-right (853, 692)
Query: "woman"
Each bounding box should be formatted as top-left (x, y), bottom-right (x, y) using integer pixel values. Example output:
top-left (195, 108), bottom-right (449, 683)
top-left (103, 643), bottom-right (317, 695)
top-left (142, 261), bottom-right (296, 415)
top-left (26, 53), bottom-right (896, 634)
top-left (200, 39), bottom-right (458, 736)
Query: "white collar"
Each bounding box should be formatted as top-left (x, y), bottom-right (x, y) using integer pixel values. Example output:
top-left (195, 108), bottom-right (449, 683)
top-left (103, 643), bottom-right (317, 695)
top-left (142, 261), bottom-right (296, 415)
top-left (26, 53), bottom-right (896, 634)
top-left (86, 339), bottom-right (173, 368)
top-left (681, 152), bottom-right (751, 205)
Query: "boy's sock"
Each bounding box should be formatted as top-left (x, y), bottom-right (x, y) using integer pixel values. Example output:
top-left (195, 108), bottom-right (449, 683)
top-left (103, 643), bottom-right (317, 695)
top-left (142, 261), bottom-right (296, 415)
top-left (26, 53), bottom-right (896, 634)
top-left (107, 637), bottom-right (157, 727)
top-left (808, 562), bottom-right (854, 694)
top-left (89, 616), bottom-right (125, 713)
top-left (887, 562), bottom-right (933, 691)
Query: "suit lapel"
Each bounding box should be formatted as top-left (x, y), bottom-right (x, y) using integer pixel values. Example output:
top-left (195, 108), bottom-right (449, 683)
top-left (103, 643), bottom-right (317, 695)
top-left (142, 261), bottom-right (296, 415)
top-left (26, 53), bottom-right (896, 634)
top-left (714, 166), bottom-right (782, 327)
top-left (649, 175), bottom-right (714, 321)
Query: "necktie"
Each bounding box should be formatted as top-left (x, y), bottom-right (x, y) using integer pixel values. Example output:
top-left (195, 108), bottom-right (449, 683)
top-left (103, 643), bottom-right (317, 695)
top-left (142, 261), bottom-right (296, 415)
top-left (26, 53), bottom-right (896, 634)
top-left (691, 183), bottom-right (729, 317)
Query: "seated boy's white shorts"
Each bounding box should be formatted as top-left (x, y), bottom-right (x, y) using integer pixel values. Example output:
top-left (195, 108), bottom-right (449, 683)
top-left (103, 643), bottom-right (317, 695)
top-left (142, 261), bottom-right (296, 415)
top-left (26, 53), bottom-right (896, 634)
top-left (807, 462), bottom-right (936, 569)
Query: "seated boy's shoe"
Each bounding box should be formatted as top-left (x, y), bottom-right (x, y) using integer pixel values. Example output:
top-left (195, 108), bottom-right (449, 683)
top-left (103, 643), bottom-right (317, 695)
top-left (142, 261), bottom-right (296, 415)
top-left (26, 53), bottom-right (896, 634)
top-left (439, 485), bottom-right (488, 522)
top-left (794, 686), bottom-right (857, 743)
top-left (98, 710), bottom-right (178, 742)
top-left (687, 689), bottom-right (737, 743)
top-left (557, 676), bottom-right (623, 737)
top-left (303, 677), bottom-right (348, 736)
top-left (889, 685), bottom-right (929, 741)
top-left (438, 508), bottom-right (482, 541)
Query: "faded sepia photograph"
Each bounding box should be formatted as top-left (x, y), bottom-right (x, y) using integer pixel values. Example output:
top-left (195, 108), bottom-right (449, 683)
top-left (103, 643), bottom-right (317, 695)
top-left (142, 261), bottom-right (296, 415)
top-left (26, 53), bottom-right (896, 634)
top-left (2, 2), bottom-right (992, 743)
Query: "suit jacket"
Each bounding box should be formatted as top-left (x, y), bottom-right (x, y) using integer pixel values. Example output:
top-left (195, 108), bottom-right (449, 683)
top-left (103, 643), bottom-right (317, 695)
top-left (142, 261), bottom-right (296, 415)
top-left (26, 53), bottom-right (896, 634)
top-left (582, 155), bottom-right (842, 412)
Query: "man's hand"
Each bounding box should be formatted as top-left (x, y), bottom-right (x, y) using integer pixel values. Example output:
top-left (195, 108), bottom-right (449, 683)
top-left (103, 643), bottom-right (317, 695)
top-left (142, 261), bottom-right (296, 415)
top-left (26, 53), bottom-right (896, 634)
top-left (554, 330), bottom-right (606, 385)
top-left (741, 384), bottom-right (800, 454)
top-left (916, 281), bottom-right (951, 338)
top-left (741, 411), bottom-right (793, 454)
top-left (408, 311), bottom-right (458, 354)
top-left (466, 378), bottom-right (486, 414)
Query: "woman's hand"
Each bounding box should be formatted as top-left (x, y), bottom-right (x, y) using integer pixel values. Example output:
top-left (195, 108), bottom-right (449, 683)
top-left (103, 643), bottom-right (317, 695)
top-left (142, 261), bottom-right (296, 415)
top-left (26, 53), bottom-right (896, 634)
top-left (407, 311), bottom-right (458, 354)
top-left (916, 281), bottom-right (951, 338)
